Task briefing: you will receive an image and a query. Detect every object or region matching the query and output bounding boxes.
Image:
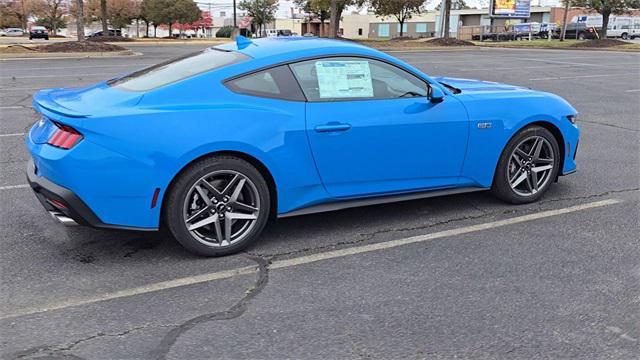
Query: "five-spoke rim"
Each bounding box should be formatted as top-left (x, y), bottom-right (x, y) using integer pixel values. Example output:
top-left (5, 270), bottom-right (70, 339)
top-left (508, 136), bottom-right (555, 197)
top-left (183, 170), bottom-right (260, 247)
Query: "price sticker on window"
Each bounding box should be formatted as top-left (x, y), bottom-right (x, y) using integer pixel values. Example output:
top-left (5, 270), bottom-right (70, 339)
top-left (315, 60), bottom-right (374, 99)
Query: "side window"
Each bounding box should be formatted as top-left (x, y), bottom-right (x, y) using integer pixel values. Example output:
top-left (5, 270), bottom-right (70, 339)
top-left (225, 65), bottom-right (305, 101)
top-left (289, 57), bottom-right (429, 102)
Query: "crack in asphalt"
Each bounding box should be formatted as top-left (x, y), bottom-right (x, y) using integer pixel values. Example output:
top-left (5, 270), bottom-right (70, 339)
top-left (147, 253), bottom-right (269, 360)
top-left (5, 255), bottom-right (270, 360)
top-left (250, 187), bottom-right (639, 260)
top-left (579, 119), bottom-right (639, 132)
top-left (2, 188), bottom-right (637, 359)
top-left (9, 325), bottom-right (155, 359)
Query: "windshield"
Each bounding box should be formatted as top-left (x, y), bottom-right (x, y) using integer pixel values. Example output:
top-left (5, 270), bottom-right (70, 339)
top-left (108, 48), bottom-right (249, 92)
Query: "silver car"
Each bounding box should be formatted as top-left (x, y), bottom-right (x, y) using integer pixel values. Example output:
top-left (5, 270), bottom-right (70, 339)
top-left (3, 28), bottom-right (25, 36)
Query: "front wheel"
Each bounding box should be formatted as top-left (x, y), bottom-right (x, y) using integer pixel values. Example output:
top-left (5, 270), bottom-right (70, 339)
top-left (165, 156), bottom-right (271, 256)
top-left (621, 33), bottom-right (628, 40)
top-left (491, 126), bottom-right (560, 204)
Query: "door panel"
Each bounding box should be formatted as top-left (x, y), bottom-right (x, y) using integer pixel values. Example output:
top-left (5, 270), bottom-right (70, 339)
top-left (306, 96), bottom-right (469, 198)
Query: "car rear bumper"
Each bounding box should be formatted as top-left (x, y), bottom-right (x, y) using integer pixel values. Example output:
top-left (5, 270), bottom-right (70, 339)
top-left (26, 159), bottom-right (156, 231)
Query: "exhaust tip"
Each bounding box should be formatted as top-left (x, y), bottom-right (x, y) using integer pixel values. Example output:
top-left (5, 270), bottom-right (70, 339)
top-left (48, 210), bottom-right (78, 226)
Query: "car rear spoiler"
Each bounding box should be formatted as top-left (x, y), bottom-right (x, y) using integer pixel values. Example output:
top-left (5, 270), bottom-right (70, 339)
top-left (32, 89), bottom-right (88, 118)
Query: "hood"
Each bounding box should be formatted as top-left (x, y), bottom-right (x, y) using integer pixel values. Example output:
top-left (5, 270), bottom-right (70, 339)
top-left (33, 82), bottom-right (143, 118)
top-left (433, 77), bottom-right (529, 93)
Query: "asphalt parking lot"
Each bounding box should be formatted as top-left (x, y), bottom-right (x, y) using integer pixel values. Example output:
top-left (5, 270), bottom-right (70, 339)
top-left (1, 44), bottom-right (639, 359)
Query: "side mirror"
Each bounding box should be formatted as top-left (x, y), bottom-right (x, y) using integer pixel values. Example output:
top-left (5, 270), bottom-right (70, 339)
top-left (429, 86), bottom-right (445, 104)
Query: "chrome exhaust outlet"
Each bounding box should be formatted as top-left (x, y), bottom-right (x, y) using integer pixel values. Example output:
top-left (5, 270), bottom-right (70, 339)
top-left (48, 210), bottom-right (79, 226)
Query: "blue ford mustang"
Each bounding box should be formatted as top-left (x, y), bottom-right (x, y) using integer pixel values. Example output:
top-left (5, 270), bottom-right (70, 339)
top-left (26, 37), bottom-right (579, 256)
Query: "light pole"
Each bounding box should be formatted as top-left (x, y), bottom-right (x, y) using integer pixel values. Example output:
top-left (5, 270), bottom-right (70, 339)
top-left (233, 0), bottom-right (237, 29)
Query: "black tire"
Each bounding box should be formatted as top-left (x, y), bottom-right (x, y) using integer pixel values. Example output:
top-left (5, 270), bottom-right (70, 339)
top-left (621, 33), bottom-right (628, 40)
top-left (164, 155), bottom-right (271, 256)
top-left (578, 32), bottom-right (586, 40)
top-left (491, 125), bottom-right (560, 204)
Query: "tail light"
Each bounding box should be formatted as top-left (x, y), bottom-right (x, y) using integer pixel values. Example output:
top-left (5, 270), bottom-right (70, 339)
top-left (48, 123), bottom-right (83, 149)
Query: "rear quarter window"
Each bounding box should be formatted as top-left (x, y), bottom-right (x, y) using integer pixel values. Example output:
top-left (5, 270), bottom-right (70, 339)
top-left (225, 65), bottom-right (306, 101)
top-left (109, 48), bottom-right (249, 92)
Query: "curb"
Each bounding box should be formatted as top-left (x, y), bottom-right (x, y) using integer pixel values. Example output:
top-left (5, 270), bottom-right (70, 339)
top-left (111, 40), bottom-right (230, 46)
top-left (0, 50), bottom-right (141, 60)
top-left (474, 45), bottom-right (640, 52)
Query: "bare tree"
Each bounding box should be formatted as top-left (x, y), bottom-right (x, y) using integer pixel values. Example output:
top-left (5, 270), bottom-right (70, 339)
top-left (329, 0), bottom-right (338, 38)
top-left (443, 0), bottom-right (451, 38)
top-left (100, 0), bottom-right (109, 35)
top-left (76, 0), bottom-right (84, 41)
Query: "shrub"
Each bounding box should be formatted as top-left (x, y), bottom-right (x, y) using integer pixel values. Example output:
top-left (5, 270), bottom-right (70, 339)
top-left (216, 26), bottom-right (234, 38)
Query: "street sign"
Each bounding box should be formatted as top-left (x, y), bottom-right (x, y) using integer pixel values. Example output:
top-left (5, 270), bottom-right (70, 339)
top-left (489, 0), bottom-right (532, 19)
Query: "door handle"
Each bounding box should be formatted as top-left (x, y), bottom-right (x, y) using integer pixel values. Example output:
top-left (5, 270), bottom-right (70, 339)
top-left (314, 123), bottom-right (352, 133)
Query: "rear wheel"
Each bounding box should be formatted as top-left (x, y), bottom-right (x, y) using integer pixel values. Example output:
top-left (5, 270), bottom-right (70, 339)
top-left (491, 126), bottom-right (560, 204)
top-left (621, 32), bottom-right (628, 40)
top-left (165, 156), bottom-right (270, 256)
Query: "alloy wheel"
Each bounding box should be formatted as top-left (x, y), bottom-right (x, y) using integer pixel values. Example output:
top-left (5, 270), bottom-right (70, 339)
top-left (507, 136), bottom-right (555, 197)
top-left (183, 170), bottom-right (260, 247)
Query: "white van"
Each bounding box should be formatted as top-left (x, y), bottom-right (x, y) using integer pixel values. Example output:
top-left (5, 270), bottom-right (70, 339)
top-left (571, 15), bottom-right (640, 39)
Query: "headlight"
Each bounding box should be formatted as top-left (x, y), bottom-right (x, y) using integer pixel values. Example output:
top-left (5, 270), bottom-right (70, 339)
top-left (567, 114), bottom-right (578, 124)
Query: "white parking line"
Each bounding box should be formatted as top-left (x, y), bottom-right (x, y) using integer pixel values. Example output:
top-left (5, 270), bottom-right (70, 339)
top-left (4, 63), bottom-right (152, 72)
top-left (0, 184), bottom-right (30, 190)
top-left (530, 74), bottom-right (628, 81)
top-left (0, 132), bottom-right (25, 137)
top-left (625, 89), bottom-right (640, 92)
top-left (1, 73), bottom-right (116, 79)
top-left (461, 62), bottom-right (639, 72)
top-left (0, 198), bottom-right (621, 320)
top-left (0, 106), bottom-right (29, 110)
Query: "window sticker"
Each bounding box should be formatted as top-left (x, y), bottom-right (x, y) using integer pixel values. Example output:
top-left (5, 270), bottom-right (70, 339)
top-left (315, 60), bottom-right (374, 99)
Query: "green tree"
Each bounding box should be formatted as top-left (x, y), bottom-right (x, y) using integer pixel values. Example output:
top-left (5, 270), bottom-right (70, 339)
top-left (295, 0), bottom-right (331, 36)
top-left (143, 0), bottom-right (200, 37)
top-left (238, 0), bottom-right (278, 36)
top-left (369, 0), bottom-right (425, 37)
top-left (572, 0), bottom-right (640, 38)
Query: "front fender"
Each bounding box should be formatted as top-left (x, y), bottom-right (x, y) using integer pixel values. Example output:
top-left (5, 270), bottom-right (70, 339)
top-left (458, 91), bottom-right (579, 187)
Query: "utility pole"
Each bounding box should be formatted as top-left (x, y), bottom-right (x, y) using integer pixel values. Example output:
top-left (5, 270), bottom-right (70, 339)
top-left (233, 0), bottom-right (237, 28)
top-left (560, 0), bottom-right (570, 41)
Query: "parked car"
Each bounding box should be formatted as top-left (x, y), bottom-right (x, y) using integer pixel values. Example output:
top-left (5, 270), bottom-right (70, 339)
top-left (514, 22), bottom-right (558, 40)
top-left (4, 28), bottom-right (25, 36)
top-left (265, 29), bottom-right (293, 37)
top-left (554, 23), bottom-right (599, 40)
top-left (29, 26), bottom-right (49, 40)
top-left (0, 29), bottom-right (6, 36)
top-left (86, 29), bottom-right (122, 38)
top-left (471, 26), bottom-right (517, 41)
top-left (26, 37), bottom-right (579, 256)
